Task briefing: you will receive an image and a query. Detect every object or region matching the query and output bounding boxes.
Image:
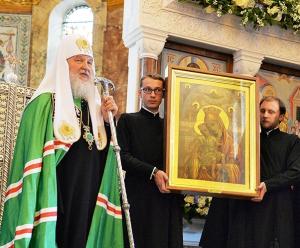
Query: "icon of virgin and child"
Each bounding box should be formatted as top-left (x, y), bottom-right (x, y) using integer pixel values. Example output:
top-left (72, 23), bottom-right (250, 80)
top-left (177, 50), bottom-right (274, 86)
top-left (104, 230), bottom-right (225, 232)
top-left (182, 104), bottom-right (244, 184)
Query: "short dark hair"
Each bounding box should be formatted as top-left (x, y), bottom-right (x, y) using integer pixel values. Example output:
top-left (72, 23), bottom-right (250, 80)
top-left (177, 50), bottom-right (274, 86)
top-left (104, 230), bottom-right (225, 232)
top-left (140, 74), bottom-right (165, 89)
top-left (259, 96), bottom-right (286, 116)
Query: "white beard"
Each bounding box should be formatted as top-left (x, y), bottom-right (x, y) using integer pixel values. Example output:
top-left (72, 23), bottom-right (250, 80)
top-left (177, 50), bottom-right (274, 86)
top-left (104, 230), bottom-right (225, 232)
top-left (70, 73), bottom-right (94, 100)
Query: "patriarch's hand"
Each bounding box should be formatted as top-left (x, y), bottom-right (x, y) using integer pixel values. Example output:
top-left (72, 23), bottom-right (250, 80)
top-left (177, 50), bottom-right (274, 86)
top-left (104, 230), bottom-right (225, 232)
top-left (101, 95), bottom-right (118, 123)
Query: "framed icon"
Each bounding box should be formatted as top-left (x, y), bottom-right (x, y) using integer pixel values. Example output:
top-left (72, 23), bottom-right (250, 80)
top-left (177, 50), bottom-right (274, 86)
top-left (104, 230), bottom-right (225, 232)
top-left (165, 65), bottom-right (259, 198)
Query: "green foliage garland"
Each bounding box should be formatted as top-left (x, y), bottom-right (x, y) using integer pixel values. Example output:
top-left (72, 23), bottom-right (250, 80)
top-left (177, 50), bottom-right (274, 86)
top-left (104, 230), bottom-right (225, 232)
top-left (179, 0), bottom-right (300, 33)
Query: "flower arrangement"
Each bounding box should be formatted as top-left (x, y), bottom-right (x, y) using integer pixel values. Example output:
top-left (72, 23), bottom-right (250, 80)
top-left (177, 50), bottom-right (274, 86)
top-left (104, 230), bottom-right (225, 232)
top-left (183, 194), bottom-right (212, 223)
top-left (179, 0), bottom-right (300, 33)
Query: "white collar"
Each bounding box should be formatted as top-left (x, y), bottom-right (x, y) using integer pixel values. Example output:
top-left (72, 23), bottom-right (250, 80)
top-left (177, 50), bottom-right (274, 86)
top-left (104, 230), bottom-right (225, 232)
top-left (142, 106), bottom-right (159, 116)
top-left (260, 127), bottom-right (279, 136)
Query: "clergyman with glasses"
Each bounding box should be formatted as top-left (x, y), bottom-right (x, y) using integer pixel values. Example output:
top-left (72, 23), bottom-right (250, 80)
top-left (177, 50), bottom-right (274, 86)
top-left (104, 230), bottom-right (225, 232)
top-left (117, 74), bottom-right (183, 248)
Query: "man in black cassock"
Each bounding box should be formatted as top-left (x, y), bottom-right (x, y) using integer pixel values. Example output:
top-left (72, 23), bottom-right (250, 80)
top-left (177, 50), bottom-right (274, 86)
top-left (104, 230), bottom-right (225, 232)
top-left (294, 182), bottom-right (300, 247)
top-left (117, 74), bottom-right (183, 248)
top-left (200, 96), bottom-right (300, 248)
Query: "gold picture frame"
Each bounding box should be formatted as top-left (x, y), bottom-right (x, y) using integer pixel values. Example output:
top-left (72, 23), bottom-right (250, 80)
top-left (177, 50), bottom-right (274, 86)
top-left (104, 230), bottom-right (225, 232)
top-left (165, 65), bottom-right (260, 198)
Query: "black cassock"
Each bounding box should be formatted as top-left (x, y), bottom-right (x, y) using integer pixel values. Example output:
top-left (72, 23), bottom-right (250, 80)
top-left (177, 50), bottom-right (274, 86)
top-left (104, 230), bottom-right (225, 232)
top-left (117, 108), bottom-right (183, 248)
top-left (200, 128), bottom-right (300, 248)
top-left (56, 101), bottom-right (111, 248)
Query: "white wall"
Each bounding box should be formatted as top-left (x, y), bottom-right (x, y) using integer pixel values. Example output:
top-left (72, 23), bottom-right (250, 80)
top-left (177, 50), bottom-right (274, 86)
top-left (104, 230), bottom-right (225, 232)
top-left (122, 0), bottom-right (300, 112)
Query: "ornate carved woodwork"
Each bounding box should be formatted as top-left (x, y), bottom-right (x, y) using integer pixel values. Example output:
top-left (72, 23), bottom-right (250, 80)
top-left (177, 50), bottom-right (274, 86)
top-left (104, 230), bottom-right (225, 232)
top-left (0, 82), bottom-right (35, 227)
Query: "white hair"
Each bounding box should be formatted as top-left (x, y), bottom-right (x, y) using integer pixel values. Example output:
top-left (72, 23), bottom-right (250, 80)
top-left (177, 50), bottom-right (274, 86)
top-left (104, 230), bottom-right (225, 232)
top-left (70, 72), bottom-right (95, 100)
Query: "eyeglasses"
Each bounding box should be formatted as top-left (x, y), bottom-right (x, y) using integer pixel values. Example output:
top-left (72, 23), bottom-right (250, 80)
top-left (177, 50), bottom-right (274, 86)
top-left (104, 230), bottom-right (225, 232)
top-left (141, 87), bottom-right (164, 95)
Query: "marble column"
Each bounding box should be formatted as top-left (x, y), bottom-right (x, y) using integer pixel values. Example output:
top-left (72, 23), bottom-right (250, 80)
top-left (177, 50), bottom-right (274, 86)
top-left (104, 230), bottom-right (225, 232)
top-left (233, 50), bottom-right (264, 77)
top-left (139, 36), bottom-right (166, 76)
top-left (140, 57), bottom-right (157, 76)
top-left (123, 29), bottom-right (167, 112)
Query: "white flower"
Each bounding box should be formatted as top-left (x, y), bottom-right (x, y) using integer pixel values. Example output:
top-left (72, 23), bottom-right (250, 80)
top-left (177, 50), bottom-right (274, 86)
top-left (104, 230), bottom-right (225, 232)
top-left (198, 207), bottom-right (209, 216)
top-left (233, 0), bottom-right (255, 9)
top-left (205, 5), bottom-right (216, 13)
top-left (248, 0), bottom-right (255, 8)
top-left (296, 5), bottom-right (300, 15)
top-left (262, 0), bottom-right (273, 6)
top-left (241, 16), bottom-right (249, 25)
top-left (267, 6), bottom-right (280, 15)
top-left (254, 13), bottom-right (265, 27)
top-left (282, 6), bottom-right (287, 13)
top-left (198, 197), bottom-right (207, 207)
top-left (274, 11), bottom-right (283, 21)
top-left (184, 195), bottom-right (195, 204)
